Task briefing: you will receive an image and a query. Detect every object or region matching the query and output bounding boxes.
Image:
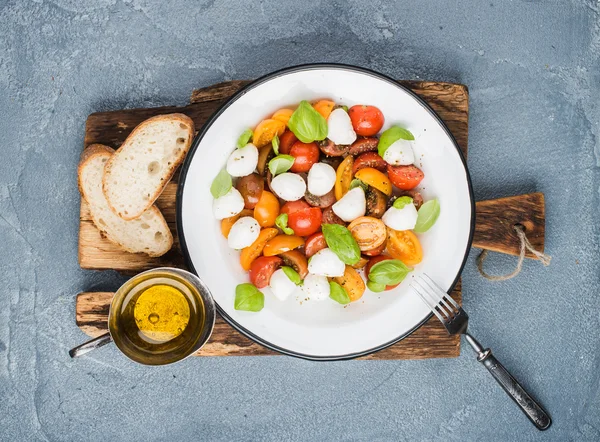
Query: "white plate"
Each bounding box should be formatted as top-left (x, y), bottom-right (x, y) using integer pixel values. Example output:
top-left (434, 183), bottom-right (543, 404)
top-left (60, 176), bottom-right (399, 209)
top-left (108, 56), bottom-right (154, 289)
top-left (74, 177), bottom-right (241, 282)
top-left (177, 64), bottom-right (474, 360)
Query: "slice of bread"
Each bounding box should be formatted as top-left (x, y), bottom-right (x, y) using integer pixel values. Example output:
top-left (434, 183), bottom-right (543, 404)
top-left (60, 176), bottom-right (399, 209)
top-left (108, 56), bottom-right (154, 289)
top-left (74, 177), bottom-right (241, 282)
top-left (79, 144), bottom-right (173, 257)
top-left (103, 113), bottom-right (195, 220)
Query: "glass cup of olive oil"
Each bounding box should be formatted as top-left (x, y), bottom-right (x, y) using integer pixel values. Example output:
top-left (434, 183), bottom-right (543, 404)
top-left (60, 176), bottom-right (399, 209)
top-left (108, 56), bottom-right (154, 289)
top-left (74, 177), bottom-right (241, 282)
top-left (69, 268), bottom-right (216, 365)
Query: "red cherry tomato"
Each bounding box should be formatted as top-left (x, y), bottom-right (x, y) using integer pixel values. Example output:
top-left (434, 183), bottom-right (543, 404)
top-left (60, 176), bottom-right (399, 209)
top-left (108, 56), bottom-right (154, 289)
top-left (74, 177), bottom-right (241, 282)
top-left (348, 105), bottom-right (385, 136)
top-left (362, 242), bottom-right (386, 257)
top-left (249, 256), bottom-right (282, 288)
top-left (352, 152), bottom-right (387, 175)
top-left (279, 131), bottom-right (298, 155)
top-left (288, 207), bottom-right (322, 237)
top-left (289, 141), bottom-right (320, 173)
top-left (304, 232), bottom-right (327, 258)
top-left (386, 164), bottom-right (424, 190)
top-left (365, 255), bottom-right (399, 290)
top-left (281, 200), bottom-right (311, 215)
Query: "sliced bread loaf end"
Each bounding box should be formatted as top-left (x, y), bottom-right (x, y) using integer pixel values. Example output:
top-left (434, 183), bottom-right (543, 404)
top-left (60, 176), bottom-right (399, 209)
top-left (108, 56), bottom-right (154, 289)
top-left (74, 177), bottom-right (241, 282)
top-left (102, 113), bottom-right (195, 220)
top-left (79, 144), bottom-right (173, 257)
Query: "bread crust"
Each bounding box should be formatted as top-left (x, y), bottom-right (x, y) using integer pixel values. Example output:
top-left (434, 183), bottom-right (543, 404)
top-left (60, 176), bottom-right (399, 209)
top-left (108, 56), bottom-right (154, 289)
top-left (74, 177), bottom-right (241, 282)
top-left (78, 144), bottom-right (174, 257)
top-left (102, 113), bottom-right (195, 220)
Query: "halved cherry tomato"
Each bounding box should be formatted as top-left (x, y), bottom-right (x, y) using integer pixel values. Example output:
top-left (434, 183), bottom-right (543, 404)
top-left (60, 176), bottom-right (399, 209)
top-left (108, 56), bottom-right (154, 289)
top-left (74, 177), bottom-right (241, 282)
top-left (263, 235), bottom-right (305, 256)
top-left (253, 191), bottom-right (280, 227)
top-left (220, 209), bottom-right (254, 238)
top-left (386, 228), bottom-right (423, 266)
top-left (236, 173), bottom-right (264, 209)
top-left (278, 131), bottom-right (298, 155)
top-left (281, 200), bottom-right (310, 215)
top-left (278, 250), bottom-right (308, 278)
top-left (287, 207), bottom-right (322, 237)
top-left (353, 152), bottom-right (387, 175)
top-left (387, 165), bottom-right (424, 190)
top-left (365, 255), bottom-right (399, 290)
top-left (322, 206), bottom-right (345, 226)
top-left (333, 265), bottom-right (365, 302)
top-left (272, 108), bottom-right (294, 126)
top-left (351, 256), bottom-right (369, 269)
top-left (348, 216), bottom-right (387, 251)
top-left (249, 256), bottom-right (282, 288)
top-left (313, 100), bottom-right (335, 119)
top-left (354, 167), bottom-right (392, 196)
top-left (362, 241), bottom-right (386, 257)
top-left (257, 144), bottom-right (274, 176)
top-left (304, 232), bottom-right (327, 258)
top-left (335, 155), bottom-right (354, 200)
top-left (348, 105), bottom-right (385, 136)
top-left (253, 119), bottom-right (286, 147)
top-left (240, 227), bottom-right (279, 270)
top-left (289, 141), bottom-right (320, 173)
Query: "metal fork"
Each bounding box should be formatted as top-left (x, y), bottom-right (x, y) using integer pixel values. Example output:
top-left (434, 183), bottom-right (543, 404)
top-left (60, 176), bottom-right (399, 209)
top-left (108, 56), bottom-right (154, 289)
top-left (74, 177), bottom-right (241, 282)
top-left (411, 274), bottom-right (552, 431)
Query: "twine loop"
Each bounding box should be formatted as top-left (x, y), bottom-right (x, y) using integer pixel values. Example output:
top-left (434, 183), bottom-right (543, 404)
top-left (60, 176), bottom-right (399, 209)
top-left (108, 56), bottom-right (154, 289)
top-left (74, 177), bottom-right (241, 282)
top-left (476, 224), bottom-right (551, 281)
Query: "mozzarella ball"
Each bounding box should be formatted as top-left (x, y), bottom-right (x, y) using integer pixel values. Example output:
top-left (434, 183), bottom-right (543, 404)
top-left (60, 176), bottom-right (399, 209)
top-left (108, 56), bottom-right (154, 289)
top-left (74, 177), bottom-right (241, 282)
top-left (383, 139), bottom-right (415, 166)
top-left (307, 248), bottom-right (345, 277)
top-left (332, 187), bottom-right (366, 222)
top-left (226, 143), bottom-right (259, 177)
top-left (227, 216), bottom-right (260, 249)
top-left (269, 269), bottom-right (298, 301)
top-left (212, 187), bottom-right (244, 220)
top-left (327, 108), bottom-right (357, 145)
top-left (382, 203), bottom-right (418, 231)
top-left (270, 172), bottom-right (306, 201)
top-left (307, 162), bottom-right (336, 196)
top-left (301, 274), bottom-right (330, 301)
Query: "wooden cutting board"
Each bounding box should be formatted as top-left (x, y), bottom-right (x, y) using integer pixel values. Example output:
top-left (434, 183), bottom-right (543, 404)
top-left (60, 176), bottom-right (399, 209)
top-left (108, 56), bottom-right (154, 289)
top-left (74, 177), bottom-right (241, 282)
top-left (76, 80), bottom-right (546, 359)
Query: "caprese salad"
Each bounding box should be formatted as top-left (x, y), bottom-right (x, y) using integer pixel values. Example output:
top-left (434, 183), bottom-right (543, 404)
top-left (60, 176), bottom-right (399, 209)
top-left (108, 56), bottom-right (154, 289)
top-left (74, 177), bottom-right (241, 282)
top-left (210, 100), bottom-right (440, 312)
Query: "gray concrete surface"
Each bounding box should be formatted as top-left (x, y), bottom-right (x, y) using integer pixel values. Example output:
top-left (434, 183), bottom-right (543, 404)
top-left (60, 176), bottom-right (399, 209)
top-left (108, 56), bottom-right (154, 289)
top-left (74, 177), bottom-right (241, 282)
top-left (1, 0), bottom-right (599, 440)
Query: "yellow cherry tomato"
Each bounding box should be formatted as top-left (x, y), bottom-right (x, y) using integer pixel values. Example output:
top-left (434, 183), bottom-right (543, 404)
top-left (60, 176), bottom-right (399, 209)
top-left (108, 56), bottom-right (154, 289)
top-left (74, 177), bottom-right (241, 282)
top-left (239, 228), bottom-right (279, 271)
top-left (253, 191), bottom-right (280, 227)
top-left (253, 119), bottom-right (286, 147)
top-left (313, 100), bottom-right (335, 120)
top-left (386, 228), bottom-right (423, 266)
top-left (262, 235), bottom-right (305, 257)
top-left (354, 167), bottom-right (392, 196)
top-left (335, 155), bottom-right (354, 200)
top-left (272, 108), bottom-right (294, 126)
top-left (333, 265), bottom-right (366, 302)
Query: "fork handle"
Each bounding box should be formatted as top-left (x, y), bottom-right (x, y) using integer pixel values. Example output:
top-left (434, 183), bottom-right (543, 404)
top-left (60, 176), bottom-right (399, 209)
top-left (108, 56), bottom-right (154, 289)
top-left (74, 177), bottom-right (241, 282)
top-left (465, 334), bottom-right (551, 431)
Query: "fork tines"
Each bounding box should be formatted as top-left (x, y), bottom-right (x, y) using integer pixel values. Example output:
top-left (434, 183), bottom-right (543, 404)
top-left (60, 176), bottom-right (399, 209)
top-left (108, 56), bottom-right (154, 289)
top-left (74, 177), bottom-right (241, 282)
top-left (410, 274), bottom-right (461, 323)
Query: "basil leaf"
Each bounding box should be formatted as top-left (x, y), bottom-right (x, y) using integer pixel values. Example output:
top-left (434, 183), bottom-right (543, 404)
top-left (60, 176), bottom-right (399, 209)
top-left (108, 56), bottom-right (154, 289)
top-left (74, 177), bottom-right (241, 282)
top-left (341, 105), bottom-right (349, 112)
top-left (329, 281), bottom-right (350, 305)
top-left (367, 281), bottom-right (386, 293)
top-left (268, 154), bottom-right (295, 176)
top-left (210, 169), bottom-right (232, 199)
top-left (287, 100), bottom-right (328, 143)
top-left (276, 213), bottom-right (294, 235)
top-left (282, 266), bottom-right (302, 285)
top-left (414, 198), bottom-right (440, 233)
top-left (237, 128), bottom-right (253, 148)
top-left (272, 134), bottom-right (280, 155)
top-left (322, 224), bottom-right (361, 265)
top-left (234, 283), bottom-right (264, 312)
top-left (377, 126), bottom-right (415, 157)
top-left (349, 178), bottom-right (367, 191)
top-left (368, 259), bottom-right (411, 285)
top-left (393, 196), bottom-right (413, 209)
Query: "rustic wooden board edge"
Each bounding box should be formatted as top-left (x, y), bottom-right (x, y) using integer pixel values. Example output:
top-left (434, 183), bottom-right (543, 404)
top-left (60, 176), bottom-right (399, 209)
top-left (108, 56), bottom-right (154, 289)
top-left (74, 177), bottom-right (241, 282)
top-left (75, 281), bottom-right (462, 359)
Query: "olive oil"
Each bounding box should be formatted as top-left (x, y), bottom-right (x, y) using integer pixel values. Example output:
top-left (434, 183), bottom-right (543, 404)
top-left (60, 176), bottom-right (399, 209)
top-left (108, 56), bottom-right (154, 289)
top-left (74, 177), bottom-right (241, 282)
top-left (110, 271), bottom-right (207, 364)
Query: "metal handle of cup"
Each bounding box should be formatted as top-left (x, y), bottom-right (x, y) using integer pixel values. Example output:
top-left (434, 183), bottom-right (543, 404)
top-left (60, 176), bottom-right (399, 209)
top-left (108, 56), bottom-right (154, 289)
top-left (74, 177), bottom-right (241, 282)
top-left (69, 333), bottom-right (113, 358)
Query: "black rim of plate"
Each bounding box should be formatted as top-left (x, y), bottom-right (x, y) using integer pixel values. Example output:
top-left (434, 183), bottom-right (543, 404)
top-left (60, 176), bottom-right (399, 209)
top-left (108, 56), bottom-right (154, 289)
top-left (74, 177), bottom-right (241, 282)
top-left (176, 63), bottom-right (476, 361)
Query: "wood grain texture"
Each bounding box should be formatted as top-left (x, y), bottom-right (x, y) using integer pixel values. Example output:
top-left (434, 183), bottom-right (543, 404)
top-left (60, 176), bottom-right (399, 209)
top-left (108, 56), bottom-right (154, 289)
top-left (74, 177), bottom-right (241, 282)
top-left (473, 192), bottom-right (545, 257)
top-left (76, 282), bottom-right (461, 359)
